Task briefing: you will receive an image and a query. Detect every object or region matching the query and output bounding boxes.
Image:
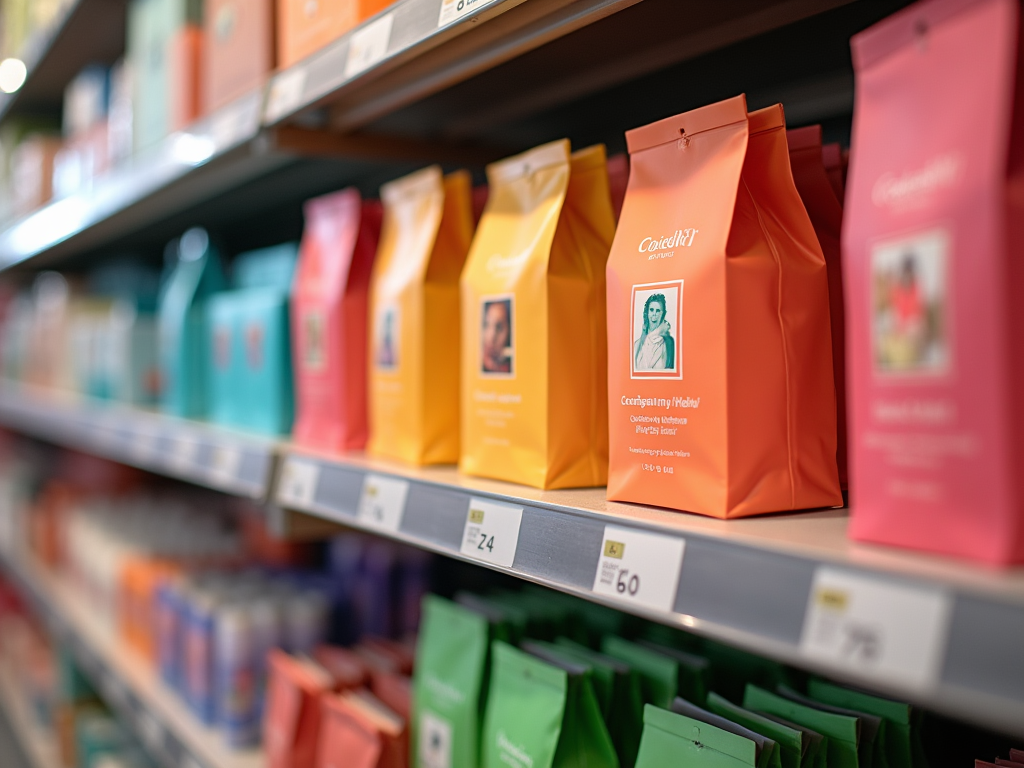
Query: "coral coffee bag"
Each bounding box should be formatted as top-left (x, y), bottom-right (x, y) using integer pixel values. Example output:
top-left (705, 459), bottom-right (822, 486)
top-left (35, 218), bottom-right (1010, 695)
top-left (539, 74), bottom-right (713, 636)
top-left (845, 0), bottom-right (1024, 564)
top-left (606, 96), bottom-right (841, 517)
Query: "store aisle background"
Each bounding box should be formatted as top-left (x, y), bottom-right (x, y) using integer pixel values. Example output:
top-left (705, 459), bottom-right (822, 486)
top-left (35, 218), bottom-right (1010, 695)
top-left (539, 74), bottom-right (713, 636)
top-left (0, 708), bottom-right (31, 768)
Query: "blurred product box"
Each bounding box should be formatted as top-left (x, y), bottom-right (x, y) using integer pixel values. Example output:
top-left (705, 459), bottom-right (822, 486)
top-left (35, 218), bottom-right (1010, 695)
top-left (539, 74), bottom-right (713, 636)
top-left (278, 0), bottom-right (358, 69)
top-left (203, 0), bottom-right (275, 113)
top-left (63, 65), bottom-right (110, 139)
top-left (127, 0), bottom-right (203, 153)
top-left (52, 121), bottom-right (110, 199)
top-left (11, 134), bottom-right (61, 216)
top-left (205, 242), bottom-right (298, 436)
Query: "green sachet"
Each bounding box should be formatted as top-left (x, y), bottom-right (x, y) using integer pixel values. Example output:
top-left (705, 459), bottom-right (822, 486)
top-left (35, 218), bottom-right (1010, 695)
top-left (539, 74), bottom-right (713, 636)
top-left (414, 595), bottom-right (506, 768)
top-left (757, 711), bottom-right (828, 768)
top-left (707, 692), bottom-right (810, 768)
top-left (703, 640), bottom-right (793, 703)
top-left (671, 697), bottom-right (781, 768)
top-left (639, 639), bottom-right (711, 705)
top-left (489, 589), bottom-right (568, 640)
top-left (635, 705), bottom-right (759, 768)
top-left (481, 641), bottom-right (619, 768)
top-left (778, 686), bottom-right (884, 768)
top-left (808, 679), bottom-right (927, 768)
top-left (456, 591), bottom-right (529, 645)
top-left (745, 684), bottom-right (861, 768)
top-left (602, 636), bottom-right (678, 709)
top-left (554, 637), bottom-right (645, 768)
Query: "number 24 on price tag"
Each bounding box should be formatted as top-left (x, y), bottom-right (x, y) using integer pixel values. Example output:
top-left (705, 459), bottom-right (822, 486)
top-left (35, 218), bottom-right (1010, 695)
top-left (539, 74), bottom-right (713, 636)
top-left (460, 498), bottom-right (523, 568)
top-left (592, 525), bottom-right (685, 613)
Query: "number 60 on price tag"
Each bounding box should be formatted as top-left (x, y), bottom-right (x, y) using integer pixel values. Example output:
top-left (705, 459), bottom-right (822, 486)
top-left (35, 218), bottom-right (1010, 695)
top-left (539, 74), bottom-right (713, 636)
top-left (592, 525), bottom-right (685, 613)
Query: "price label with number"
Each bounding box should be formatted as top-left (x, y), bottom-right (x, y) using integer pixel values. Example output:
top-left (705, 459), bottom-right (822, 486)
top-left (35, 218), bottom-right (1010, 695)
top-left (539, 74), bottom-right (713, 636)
top-left (799, 567), bottom-right (951, 690)
top-left (460, 498), bottom-right (523, 568)
top-left (265, 66), bottom-right (307, 122)
top-left (345, 12), bottom-right (394, 77)
top-left (169, 436), bottom-right (198, 472)
top-left (357, 473), bottom-right (409, 532)
top-left (277, 457), bottom-right (321, 509)
top-left (592, 525), bottom-right (685, 613)
top-left (208, 445), bottom-right (242, 485)
top-left (438, 0), bottom-right (499, 27)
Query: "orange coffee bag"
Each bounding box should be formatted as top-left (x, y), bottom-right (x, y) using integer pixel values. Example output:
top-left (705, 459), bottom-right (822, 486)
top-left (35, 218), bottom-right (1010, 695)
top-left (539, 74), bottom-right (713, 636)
top-left (606, 96), bottom-right (842, 517)
top-left (460, 140), bottom-right (615, 489)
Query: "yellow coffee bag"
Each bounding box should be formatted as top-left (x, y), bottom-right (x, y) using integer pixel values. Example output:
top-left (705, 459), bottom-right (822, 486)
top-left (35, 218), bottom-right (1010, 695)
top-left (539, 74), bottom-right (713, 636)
top-left (368, 166), bottom-right (474, 465)
top-left (460, 140), bottom-right (614, 489)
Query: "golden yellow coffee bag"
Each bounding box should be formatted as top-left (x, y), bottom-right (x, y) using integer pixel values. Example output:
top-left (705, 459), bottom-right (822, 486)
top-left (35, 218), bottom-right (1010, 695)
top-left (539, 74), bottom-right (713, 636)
top-left (460, 140), bottom-right (614, 489)
top-left (368, 166), bottom-right (474, 465)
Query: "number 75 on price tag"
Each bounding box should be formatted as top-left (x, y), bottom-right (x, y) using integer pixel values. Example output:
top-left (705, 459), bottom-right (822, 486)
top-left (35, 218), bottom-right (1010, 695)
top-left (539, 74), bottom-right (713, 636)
top-left (460, 498), bottom-right (523, 568)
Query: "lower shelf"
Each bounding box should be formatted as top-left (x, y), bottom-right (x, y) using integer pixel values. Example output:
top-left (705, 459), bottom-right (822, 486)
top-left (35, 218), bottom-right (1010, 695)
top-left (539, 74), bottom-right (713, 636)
top-left (0, 660), bottom-right (60, 768)
top-left (0, 550), bottom-right (264, 768)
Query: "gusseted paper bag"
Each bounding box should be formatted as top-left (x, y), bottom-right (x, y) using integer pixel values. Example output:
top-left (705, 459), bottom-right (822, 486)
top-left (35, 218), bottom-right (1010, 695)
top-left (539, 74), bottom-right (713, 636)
top-left (481, 641), bottom-right (619, 768)
top-left (606, 95), bottom-right (842, 517)
top-left (460, 139), bottom-right (615, 489)
top-left (602, 636), bottom-right (710, 708)
top-left (635, 705), bottom-right (758, 768)
top-left (672, 697), bottom-right (780, 768)
top-left (707, 693), bottom-right (809, 768)
top-left (316, 690), bottom-right (406, 768)
top-left (413, 595), bottom-right (511, 768)
top-left (292, 188), bottom-right (382, 453)
top-left (264, 650), bottom-right (334, 768)
top-left (369, 166), bottom-right (474, 465)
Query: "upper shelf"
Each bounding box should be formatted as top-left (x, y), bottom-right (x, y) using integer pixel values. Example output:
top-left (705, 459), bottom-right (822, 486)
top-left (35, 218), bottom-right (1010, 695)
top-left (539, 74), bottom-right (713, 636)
top-left (0, 383), bottom-right (1021, 738)
top-left (0, 0), bottom-right (127, 124)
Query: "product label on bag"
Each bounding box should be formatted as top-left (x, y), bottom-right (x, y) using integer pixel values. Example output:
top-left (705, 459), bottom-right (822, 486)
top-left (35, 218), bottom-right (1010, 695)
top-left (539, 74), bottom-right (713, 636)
top-left (799, 567), bottom-right (952, 690)
top-left (592, 525), bottom-right (685, 612)
top-left (460, 497), bottom-right (523, 568)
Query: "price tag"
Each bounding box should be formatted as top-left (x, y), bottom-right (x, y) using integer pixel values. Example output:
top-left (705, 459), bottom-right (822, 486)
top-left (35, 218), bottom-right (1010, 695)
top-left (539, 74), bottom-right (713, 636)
top-left (357, 474), bottom-right (409, 532)
top-left (169, 436), bottom-right (198, 472)
top-left (438, 0), bottom-right (498, 27)
top-left (265, 66), bottom-right (307, 123)
top-left (277, 457), bottom-right (320, 509)
top-left (592, 525), bottom-right (685, 613)
top-left (345, 12), bottom-right (394, 77)
top-left (799, 567), bottom-right (952, 690)
top-left (132, 430), bottom-right (158, 463)
top-left (210, 102), bottom-right (249, 150)
top-left (208, 445), bottom-right (242, 485)
top-left (460, 498), bottom-right (523, 568)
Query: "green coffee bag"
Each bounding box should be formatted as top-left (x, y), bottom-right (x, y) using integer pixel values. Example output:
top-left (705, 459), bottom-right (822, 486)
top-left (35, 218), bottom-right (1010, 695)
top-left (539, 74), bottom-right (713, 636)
top-left (414, 595), bottom-right (499, 768)
top-left (553, 637), bottom-right (645, 768)
top-left (456, 591), bottom-right (528, 645)
top-left (601, 637), bottom-right (677, 708)
top-left (745, 684), bottom-right (862, 768)
top-left (707, 692), bottom-right (810, 768)
top-left (635, 705), bottom-right (758, 768)
top-left (481, 641), bottom-right (619, 768)
top-left (671, 697), bottom-right (781, 768)
top-left (703, 640), bottom-right (792, 703)
top-left (639, 640), bottom-right (711, 705)
top-left (778, 686), bottom-right (883, 768)
top-left (807, 679), bottom-right (927, 768)
top-left (756, 711), bottom-right (828, 768)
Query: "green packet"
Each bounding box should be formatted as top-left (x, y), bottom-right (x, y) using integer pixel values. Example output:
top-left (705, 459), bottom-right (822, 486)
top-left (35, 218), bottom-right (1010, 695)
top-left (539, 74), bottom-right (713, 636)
top-left (602, 636), bottom-right (711, 708)
top-left (635, 704), bottom-right (759, 768)
top-left (671, 697), bottom-right (781, 768)
top-left (488, 589), bottom-right (569, 641)
top-left (778, 686), bottom-right (884, 768)
top-left (639, 639), bottom-right (711, 705)
top-left (552, 637), bottom-right (645, 768)
top-left (808, 679), bottom-right (927, 768)
top-left (702, 640), bottom-right (793, 703)
top-left (456, 591), bottom-right (529, 645)
top-left (756, 710), bottom-right (828, 768)
top-left (707, 692), bottom-right (813, 768)
top-left (414, 595), bottom-right (506, 768)
top-left (481, 641), bottom-right (619, 768)
top-left (745, 684), bottom-right (863, 768)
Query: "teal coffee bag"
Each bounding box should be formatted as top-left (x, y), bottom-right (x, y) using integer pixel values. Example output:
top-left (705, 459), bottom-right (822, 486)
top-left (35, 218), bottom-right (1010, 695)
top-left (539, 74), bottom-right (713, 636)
top-left (635, 705), bottom-right (758, 768)
top-left (481, 641), bottom-right (619, 768)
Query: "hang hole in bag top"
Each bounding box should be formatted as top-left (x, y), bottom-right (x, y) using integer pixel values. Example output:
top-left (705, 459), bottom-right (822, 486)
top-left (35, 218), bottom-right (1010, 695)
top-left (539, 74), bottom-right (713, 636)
top-left (606, 95), bottom-right (842, 518)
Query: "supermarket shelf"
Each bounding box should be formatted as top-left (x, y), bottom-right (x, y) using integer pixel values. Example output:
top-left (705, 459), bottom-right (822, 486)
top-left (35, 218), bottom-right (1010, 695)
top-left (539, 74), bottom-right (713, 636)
top-left (273, 448), bottom-right (1024, 738)
top-left (0, 550), bottom-right (262, 768)
top-left (0, 0), bottom-right (127, 123)
top-left (0, 384), bottom-right (276, 499)
top-left (0, 660), bottom-right (61, 768)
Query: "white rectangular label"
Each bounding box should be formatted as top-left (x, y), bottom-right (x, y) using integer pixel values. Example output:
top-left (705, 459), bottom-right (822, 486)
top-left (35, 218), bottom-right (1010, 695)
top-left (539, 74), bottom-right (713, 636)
top-left (265, 67), bottom-right (307, 122)
top-left (438, 0), bottom-right (498, 27)
top-left (592, 525), bottom-right (685, 613)
top-left (277, 457), bottom-right (320, 509)
top-left (345, 12), bottom-right (394, 77)
top-left (460, 498), bottom-right (523, 568)
top-left (208, 445), bottom-right (242, 485)
top-left (357, 473), bottom-right (409, 532)
top-left (169, 437), bottom-right (198, 472)
top-left (799, 567), bottom-right (952, 691)
top-left (132, 430), bottom-right (158, 463)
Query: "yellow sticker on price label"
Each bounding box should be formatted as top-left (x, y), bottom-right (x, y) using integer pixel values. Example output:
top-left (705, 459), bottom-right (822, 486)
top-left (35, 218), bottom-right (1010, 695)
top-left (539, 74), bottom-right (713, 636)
top-left (357, 473), bottom-right (409, 532)
top-left (277, 457), bottom-right (320, 509)
top-left (592, 525), bottom-right (685, 613)
top-left (460, 498), bottom-right (523, 568)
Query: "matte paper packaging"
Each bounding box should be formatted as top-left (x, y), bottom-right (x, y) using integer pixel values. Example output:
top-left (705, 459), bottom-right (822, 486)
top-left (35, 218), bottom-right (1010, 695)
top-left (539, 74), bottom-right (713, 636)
top-left (670, 697), bottom-right (780, 768)
top-left (460, 140), bottom-right (615, 489)
top-left (606, 95), bottom-right (842, 517)
top-left (316, 690), bottom-right (407, 768)
top-left (203, 0), bottom-right (275, 113)
top-left (158, 228), bottom-right (226, 418)
top-left (481, 641), bottom-right (619, 768)
top-left (278, 0), bottom-right (358, 68)
top-left (635, 705), bottom-right (758, 768)
top-left (369, 166), bottom-right (475, 465)
top-left (412, 595), bottom-right (491, 768)
top-left (744, 685), bottom-right (860, 768)
top-left (788, 125), bottom-right (847, 490)
top-left (844, 0), bottom-right (1024, 564)
top-left (292, 189), bottom-right (382, 452)
top-left (264, 650), bottom-right (334, 768)
top-left (706, 693), bottom-right (807, 768)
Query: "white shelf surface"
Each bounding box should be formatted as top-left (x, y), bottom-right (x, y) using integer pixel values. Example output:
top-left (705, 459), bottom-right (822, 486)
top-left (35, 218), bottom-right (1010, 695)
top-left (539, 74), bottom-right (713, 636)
top-left (0, 551), bottom-right (263, 768)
